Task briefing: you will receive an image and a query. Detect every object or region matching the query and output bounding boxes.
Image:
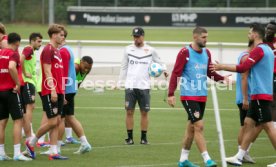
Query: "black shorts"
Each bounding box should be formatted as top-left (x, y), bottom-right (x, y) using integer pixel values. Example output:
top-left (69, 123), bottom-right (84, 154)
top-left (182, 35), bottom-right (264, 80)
top-left (182, 100), bottom-right (206, 123)
top-left (38, 92), bottom-right (46, 111)
top-left (247, 100), bottom-right (272, 124)
top-left (22, 82), bottom-right (36, 104)
top-left (125, 89), bottom-right (150, 112)
top-left (0, 90), bottom-right (24, 120)
top-left (62, 93), bottom-right (75, 117)
top-left (237, 103), bottom-right (248, 126)
top-left (41, 94), bottom-right (64, 119)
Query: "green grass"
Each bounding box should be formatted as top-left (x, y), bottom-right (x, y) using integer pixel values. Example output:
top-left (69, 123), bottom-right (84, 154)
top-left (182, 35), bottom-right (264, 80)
top-left (2, 87), bottom-right (275, 167)
top-left (6, 24), bottom-right (249, 43)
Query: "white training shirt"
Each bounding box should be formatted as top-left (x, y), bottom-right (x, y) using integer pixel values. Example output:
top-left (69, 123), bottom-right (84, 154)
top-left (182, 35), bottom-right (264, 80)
top-left (119, 43), bottom-right (166, 89)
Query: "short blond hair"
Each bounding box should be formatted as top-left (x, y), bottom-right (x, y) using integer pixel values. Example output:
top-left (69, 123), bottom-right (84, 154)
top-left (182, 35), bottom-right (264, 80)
top-left (47, 24), bottom-right (65, 38)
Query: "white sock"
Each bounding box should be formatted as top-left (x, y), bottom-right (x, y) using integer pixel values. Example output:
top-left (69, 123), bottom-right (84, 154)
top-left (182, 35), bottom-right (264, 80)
top-left (79, 136), bottom-right (88, 145)
top-left (236, 148), bottom-right (246, 160)
top-left (201, 151), bottom-right (211, 163)
top-left (65, 128), bottom-right (72, 139)
top-left (50, 145), bottom-right (58, 154)
top-left (30, 123), bottom-right (35, 135)
top-left (179, 148), bottom-right (190, 162)
top-left (30, 136), bottom-right (38, 146)
top-left (57, 141), bottom-right (63, 153)
top-left (38, 134), bottom-right (46, 143)
top-left (0, 144), bottom-right (5, 155)
top-left (238, 145), bottom-right (241, 150)
top-left (14, 144), bottom-right (21, 157)
top-left (247, 143), bottom-right (253, 152)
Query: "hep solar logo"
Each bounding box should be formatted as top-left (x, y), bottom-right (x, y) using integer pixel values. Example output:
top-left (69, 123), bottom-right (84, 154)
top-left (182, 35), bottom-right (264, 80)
top-left (44, 77), bottom-right (57, 90)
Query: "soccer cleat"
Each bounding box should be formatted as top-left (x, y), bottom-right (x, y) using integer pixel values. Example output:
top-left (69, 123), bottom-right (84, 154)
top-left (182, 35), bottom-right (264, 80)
top-left (267, 162), bottom-right (276, 167)
top-left (243, 153), bottom-right (255, 164)
top-left (48, 154), bottom-right (68, 160)
top-left (0, 154), bottom-right (12, 161)
top-left (74, 143), bottom-right (92, 154)
top-left (125, 138), bottom-right (134, 145)
top-left (140, 139), bottom-right (149, 145)
top-left (178, 160), bottom-right (199, 167)
top-left (226, 156), bottom-right (242, 166)
top-left (25, 140), bottom-right (35, 159)
top-left (65, 137), bottom-right (80, 144)
top-left (13, 153), bottom-right (32, 161)
top-left (205, 159), bottom-right (217, 167)
top-left (36, 142), bottom-right (50, 148)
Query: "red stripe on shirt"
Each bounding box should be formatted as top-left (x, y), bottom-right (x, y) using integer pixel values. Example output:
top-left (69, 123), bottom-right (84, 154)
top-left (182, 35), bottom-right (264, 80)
top-left (251, 94), bottom-right (273, 101)
top-left (236, 45), bottom-right (264, 73)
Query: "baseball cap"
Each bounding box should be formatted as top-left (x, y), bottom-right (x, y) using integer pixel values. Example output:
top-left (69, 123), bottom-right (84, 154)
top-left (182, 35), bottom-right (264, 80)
top-left (132, 27), bottom-right (144, 37)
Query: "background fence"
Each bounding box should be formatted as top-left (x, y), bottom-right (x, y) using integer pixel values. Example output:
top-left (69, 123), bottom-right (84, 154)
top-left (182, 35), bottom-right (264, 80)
top-left (0, 0), bottom-right (276, 23)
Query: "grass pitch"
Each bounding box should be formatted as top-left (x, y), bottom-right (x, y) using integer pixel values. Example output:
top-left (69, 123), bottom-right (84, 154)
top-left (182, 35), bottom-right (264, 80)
top-left (2, 87), bottom-right (276, 167)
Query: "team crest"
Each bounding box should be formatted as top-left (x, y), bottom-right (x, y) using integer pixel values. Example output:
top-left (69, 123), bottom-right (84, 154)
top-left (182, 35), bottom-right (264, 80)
top-left (31, 95), bottom-right (35, 101)
top-left (53, 107), bottom-right (58, 114)
top-left (194, 111), bottom-right (200, 118)
top-left (144, 49), bottom-right (149, 54)
top-left (125, 101), bottom-right (129, 108)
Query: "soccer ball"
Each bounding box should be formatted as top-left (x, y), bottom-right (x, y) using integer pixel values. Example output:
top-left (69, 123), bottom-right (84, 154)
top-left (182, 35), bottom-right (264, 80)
top-left (148, 63), bottom-right (163, 77)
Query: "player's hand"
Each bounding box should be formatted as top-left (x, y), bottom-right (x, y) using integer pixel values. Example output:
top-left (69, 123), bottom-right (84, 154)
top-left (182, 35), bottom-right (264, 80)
top-left (167, 96), bottom-right (176, 107)
top-left (242, 99), bottom-right (249, 110)
top-left (163, 71), bottom-right (169, 78)
top-left (223, 74), bottom-right (233, 85)
top-left (51, 91), bottom-right (58, 103)
top-left (25, 73), bottom-right (32, 79)
top-left (209, 61), bottom-right (223, 72)
top-left (12, 84), bottom-right (20, 93)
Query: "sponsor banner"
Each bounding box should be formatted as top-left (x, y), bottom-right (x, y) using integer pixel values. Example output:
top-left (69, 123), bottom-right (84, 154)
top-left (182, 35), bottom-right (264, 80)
top-left (68, 11), bottom-right (276, 27)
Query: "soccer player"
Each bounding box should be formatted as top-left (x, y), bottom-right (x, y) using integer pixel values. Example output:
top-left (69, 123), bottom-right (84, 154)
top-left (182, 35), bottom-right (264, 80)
top-left (265, 22), bottom-right (276, 126)
top-left (119, 27), bottom-right (168, 145)
top-left (25, 24), bottom-right (68, 160)
top-left (210, 23), bottom-right (276, 167)
top-left (63, 56), bottom-right (93, 144)
top-left (59, 29), bottom-right (92, 154)
top-left (20, 33), bottom-right (43, 143)
top-left (234, 41), bottom-right (261, 164)
top-left (167, 27), bottom-right (230, 167)
top-left (0, 32), bottom-right (31, 161)
top-left (0, 23), bottom-right (8, 49)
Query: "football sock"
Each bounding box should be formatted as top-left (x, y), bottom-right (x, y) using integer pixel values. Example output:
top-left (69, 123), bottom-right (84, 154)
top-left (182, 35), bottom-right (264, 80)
top-left (0, 144), bottom-right (5, 155)
top-left (180, 148), bottom-right (190, 162)
top-left (141, 130), bottom-right (147, 140)
top-left (38, 134), bottom-right (46, 143)
top-left (127, 129), bottom-right (133, 139)
top-left (14, 144), bottom-right (21, 157)
top-left (201, 151), bottom-right (211, 163)
top-left (65, 128), bottom-right (72, 139)
top-left (236, 148), bottom-right (246, 160)
top-left (50, 145), bottom-right (58, 154)
top-left (80, 136), bottom-right (89, 145)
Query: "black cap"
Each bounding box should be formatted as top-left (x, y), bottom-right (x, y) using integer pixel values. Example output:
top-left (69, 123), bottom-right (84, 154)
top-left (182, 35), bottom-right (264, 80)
top-left (132, 27), bottom-right (144, 36)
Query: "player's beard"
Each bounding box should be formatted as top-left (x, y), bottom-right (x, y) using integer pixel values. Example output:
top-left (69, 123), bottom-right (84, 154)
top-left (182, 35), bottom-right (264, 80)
top-left (198, 42), bottom-right (206, 48)
top-left (248, 39), bottom-right (254, 47)
top-left (248, 40), bottom-right (254, 47)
